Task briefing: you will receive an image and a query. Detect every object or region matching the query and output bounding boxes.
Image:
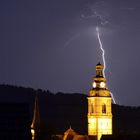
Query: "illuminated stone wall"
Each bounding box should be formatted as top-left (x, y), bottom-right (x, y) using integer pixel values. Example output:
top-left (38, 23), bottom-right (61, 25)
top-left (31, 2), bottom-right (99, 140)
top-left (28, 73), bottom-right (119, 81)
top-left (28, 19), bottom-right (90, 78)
top-left (87, 63), bottom-right (112, 140)
top-left (88, 97), bottom-right (112, 140)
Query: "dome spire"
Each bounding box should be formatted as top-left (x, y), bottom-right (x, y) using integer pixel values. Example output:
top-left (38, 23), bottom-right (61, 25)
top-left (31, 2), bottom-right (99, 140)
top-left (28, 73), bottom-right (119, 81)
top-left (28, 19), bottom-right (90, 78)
top-left (96, 62), bottom-right (104, 77)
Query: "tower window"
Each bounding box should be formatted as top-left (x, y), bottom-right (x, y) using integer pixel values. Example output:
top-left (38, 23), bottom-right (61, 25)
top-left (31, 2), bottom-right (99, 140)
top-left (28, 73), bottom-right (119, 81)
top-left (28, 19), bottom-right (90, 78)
top-left (91, 104), bottom-right (94, 113)
top-left (102, 104), bottom-right (106, 113)
top-left (96, 70), bottom-right (103, 77)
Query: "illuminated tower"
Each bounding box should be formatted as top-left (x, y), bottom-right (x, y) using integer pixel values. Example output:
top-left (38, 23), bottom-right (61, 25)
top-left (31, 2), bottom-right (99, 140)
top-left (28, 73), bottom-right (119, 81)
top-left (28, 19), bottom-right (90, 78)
top-left (31, 95), bottom-right (40, 140)
top-left (87, 63), bottom-right (112, 140)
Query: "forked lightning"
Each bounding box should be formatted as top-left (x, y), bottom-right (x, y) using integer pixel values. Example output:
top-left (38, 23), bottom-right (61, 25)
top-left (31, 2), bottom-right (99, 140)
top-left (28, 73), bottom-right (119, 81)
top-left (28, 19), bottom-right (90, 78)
top-left (96, 26), bottom-right (116, 104)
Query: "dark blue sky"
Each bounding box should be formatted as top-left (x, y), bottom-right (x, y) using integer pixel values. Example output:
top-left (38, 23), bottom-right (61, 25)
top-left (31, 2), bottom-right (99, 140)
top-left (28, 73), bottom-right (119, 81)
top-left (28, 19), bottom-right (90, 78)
top-left (0, 0), bottom-right (140, 106)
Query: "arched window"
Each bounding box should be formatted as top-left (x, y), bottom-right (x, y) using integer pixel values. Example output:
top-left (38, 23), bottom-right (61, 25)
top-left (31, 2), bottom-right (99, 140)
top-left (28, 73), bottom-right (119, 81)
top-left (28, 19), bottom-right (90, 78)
top-left (102, 104), bottom-right (106, 113)
top-left (91, 104), bottom-right (94, 113)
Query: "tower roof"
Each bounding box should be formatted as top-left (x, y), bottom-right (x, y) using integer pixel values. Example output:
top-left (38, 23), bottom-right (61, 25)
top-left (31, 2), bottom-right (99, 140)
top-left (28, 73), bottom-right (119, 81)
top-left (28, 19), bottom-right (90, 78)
top-left (95, 62), bottom-right (104, 78)
top-left (31, 94), bottom-right (40, 129)
top-left (96, 62), bottom-right (102, 66)
top-left (64, 127), bottom-right (77, 135)
top-left (89, 62), bottom-right (111, 97)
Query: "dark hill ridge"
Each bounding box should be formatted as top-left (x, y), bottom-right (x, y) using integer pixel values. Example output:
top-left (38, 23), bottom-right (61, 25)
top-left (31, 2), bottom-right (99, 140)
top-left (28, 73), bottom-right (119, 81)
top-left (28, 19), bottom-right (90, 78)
top-left (0, 84), bottom-right (140, 134)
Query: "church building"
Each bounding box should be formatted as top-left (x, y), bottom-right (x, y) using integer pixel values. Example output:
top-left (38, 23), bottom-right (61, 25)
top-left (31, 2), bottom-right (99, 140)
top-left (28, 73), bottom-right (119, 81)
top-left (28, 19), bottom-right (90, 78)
top-left (31, 63), bottom-right (113, 140)
top-left (87, 62), bottom-right (112, 140)
top-left (31, 95), bottom-right (40, 140)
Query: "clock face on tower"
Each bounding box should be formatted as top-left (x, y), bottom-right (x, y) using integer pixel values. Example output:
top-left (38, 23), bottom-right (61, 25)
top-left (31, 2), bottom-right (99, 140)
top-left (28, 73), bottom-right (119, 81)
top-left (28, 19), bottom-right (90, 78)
top-left (100, 82), bottom-right (105, 88)
top-left (93, 81), bottom-right (106, 88)
top-left (93, 82), bottom-right (96, 88)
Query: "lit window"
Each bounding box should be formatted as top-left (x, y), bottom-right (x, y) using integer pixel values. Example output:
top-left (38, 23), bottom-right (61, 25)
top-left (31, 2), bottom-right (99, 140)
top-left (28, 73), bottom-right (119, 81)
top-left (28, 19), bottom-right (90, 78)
top-left (102, 104), bottom-right (106, 113)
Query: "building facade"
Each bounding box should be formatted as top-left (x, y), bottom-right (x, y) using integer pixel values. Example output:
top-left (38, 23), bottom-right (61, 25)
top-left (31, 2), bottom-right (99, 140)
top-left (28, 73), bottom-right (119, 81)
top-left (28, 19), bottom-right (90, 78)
top-left (87, 63), bottom-right (112, 140)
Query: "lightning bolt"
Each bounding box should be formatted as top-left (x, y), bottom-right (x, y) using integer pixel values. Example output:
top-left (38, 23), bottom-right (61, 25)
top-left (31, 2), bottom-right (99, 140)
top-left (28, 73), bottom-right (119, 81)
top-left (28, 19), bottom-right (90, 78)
top-left (64, 33), bottom-right (80, 48)
top-left (96, 26), bottom-right (116, 104)
top-left (96, 26), bottom-right (106, 77)
top-left (111, 92), bottom-right (116, 104)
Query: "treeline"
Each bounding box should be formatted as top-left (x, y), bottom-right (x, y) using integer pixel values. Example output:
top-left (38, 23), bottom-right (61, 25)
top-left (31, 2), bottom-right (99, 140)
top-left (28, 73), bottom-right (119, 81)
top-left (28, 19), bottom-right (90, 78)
top-left (0, 84), bottom-right (140, 135)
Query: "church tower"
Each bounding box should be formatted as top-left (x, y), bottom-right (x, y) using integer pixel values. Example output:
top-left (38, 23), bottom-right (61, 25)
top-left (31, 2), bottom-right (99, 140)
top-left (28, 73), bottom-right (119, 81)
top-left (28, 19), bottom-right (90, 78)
top-left (31, 95), bottom-right (40, 140)
top-left (87, 63), bottom-right (112, 140)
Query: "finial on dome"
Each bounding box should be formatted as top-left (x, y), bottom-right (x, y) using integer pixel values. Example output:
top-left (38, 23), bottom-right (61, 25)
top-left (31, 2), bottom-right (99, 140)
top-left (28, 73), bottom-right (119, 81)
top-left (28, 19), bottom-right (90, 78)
top-left (96, 62), bottom-right (102, 66)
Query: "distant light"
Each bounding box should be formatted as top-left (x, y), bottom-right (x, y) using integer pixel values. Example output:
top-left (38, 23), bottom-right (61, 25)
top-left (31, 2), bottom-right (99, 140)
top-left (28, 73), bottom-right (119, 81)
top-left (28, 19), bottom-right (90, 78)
top-left (31, 129), bottom-right (35, 140)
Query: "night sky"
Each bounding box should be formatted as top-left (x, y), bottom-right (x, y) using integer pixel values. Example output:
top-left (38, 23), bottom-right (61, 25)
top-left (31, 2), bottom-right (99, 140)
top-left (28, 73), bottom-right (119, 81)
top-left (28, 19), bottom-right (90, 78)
top-left (0, 0), bottom-right (140, 106)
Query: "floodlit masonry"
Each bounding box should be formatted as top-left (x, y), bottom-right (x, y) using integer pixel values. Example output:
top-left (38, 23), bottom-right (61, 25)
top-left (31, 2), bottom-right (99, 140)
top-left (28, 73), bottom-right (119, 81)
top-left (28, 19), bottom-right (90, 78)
top-left (88, 62), bottom-right (112, 140)
top-left (31, 62), bottom-right (113, 140)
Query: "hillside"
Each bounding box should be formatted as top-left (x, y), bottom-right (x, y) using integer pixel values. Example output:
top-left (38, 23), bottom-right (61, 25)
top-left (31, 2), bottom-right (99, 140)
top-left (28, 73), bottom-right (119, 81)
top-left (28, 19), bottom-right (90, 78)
top-left (0, 85), bottom-right (140, 134)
